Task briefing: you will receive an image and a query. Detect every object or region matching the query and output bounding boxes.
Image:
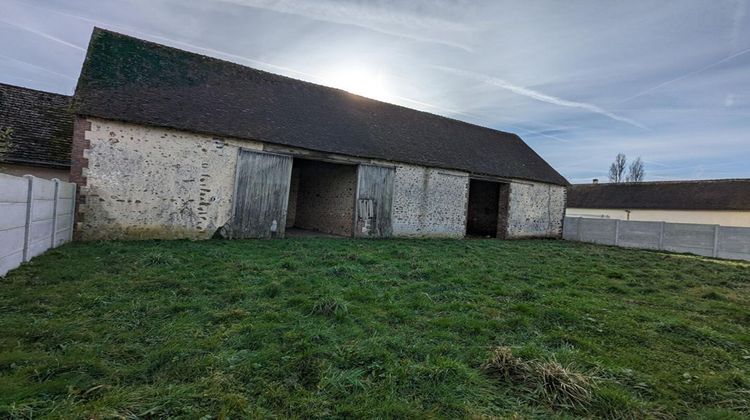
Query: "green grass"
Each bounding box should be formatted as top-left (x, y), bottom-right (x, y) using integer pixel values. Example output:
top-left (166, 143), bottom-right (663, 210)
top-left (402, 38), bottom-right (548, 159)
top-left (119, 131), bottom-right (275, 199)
top-left (1, 239), bottom-right (749, 418)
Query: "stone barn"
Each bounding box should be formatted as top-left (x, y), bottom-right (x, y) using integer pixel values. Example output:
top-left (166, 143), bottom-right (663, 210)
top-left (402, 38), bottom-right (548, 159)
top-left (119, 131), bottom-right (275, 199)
top-left (70, 28), bottom-right (568, 240)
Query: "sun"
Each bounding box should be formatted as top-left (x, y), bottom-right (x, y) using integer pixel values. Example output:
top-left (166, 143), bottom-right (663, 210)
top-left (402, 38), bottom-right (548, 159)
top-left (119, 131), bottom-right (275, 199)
top-left (320, 66), bottom-right (392, 103)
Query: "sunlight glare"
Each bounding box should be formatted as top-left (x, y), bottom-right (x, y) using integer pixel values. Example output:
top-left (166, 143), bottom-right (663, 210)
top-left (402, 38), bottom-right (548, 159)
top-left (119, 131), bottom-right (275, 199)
top-left (321, 66), bottom-right (392, 103)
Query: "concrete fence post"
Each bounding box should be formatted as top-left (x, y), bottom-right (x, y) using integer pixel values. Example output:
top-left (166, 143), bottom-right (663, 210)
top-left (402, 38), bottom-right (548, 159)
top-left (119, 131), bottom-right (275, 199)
top-left (712, 225), bottom-right (720, 258)
top-left (68, 183), bottom-right (76, 242)
top-left (658, 221), bottom-right (666, 250)
top-left (22, 175), bottom-right (35, 262)
top-left (51, 179), bottom-right (60, 248)
top-left (614, 219), bottom-right (620, 246)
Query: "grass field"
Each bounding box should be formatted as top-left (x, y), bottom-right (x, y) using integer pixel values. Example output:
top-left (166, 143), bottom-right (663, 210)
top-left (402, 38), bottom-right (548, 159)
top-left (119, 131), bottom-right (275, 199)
top-left (1, 238), bottom-right (749, 418)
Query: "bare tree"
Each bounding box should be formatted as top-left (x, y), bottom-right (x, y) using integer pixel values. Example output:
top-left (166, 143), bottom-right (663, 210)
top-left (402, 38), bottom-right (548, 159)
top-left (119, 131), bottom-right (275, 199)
top-left (626, 157), bottom-right (645, 182)
top-left (608, 153), bottom-right (627, 183)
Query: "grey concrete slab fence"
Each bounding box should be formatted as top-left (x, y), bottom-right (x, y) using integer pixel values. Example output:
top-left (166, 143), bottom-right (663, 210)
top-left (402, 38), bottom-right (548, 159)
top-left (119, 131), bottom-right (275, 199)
top-left (563, 217), bottom-right (750, 261)
top-left (0, 173), bottom-right (76, 277)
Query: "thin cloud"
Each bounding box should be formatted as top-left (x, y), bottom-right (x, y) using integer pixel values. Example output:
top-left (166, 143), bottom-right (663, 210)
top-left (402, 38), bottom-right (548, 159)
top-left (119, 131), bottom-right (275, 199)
top-left (20, 3), bottom-right (320, 82)
top-left (618, 45), bottom-right (750, 104)
top-left (217, 0), bottom-right (477, 52)
top-left (513, 127), bottom-right (571, 143)
top-left (0, 19), bottom-right (85, 51)
top-left (0, 53), bottom-right (76, 80)
top-left (392, 95), bottom-right (482, 120)
top-left (503, 126), bottom-right (571, 144)
top-left (731, 0), bottom-right (747, 51)
top-left (433, 65), bottom-right (647, 129)
top-left (392, 95), bottom-right (572, 143)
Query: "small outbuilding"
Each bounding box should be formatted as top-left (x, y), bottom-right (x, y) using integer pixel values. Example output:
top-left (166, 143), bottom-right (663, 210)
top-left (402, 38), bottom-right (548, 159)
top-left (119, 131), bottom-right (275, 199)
top-left (70, 28), bottom-right (568, 240)
top-left (0, 83), bottom-right (72, 180)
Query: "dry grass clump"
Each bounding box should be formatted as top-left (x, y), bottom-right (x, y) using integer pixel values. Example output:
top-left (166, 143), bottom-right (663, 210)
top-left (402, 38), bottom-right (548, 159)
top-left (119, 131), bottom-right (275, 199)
top-left (483, 346), bottom-right (596, 411)
top-left (481, 346), bottom-right (528, 380)
top-left (532, 359), bottom-right (594, 409)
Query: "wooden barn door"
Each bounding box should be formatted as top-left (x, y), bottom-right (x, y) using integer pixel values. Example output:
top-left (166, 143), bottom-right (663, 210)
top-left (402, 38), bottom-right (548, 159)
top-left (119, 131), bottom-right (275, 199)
top-left (354, 164), bottom-right (395, 238)
top-left (231, 149), bottom-right (293, 238)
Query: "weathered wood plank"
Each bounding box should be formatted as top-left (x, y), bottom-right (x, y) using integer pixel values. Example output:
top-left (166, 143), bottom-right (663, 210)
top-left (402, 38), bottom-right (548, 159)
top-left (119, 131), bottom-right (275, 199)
top-left (231, 149), bottom-right (293, 238)
top-left (355, 164), bottom-right (394, 238)
top-left (496, 183), bottom-right (511, 239)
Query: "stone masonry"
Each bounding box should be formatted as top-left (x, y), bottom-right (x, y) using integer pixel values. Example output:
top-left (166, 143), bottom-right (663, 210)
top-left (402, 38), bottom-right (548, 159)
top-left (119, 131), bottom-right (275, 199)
top-left (73, 118), bottom-right (261, 240)
top-left (506, 181), bottom-right (566, 238)
top-left (391, 164), bottom-right (469, 238)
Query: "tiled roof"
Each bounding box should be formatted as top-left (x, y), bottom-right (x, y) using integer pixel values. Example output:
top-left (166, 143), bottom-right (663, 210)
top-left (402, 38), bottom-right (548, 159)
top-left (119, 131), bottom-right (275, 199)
top-left (0, 83), bottom-right (73, 168)
top-left (568, 179), bottom-right (750, 211)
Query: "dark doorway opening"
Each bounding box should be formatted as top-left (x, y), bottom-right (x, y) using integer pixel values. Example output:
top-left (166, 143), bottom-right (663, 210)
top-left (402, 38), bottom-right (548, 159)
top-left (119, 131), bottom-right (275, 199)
top-left (286, 158), bottom-right (357, 237)
top-left (466, 179), bottom-right (510, 238)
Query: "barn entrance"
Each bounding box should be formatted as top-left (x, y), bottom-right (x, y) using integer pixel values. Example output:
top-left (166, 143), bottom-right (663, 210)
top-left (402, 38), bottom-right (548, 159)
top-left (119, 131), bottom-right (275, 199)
top-left (286, 158), bottom-right (358, 237)
top-left (466, 179), bottom-right (510, 238)
top-left (230, 150), bottom-right (393, 239)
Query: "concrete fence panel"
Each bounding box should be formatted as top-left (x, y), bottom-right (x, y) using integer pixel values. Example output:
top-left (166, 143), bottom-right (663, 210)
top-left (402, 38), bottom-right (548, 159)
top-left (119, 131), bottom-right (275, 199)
top-left (717, 227), bottom-right (750, 261)
top-left (54, 182), bottom-right (76, 247)
top-left (617, 220), bottom-right (662, 250)
top-left (563, 217), bottom-right (750, 262)
top-left (0, 173), bottom-right (76, 277)
top-left (662, 223), bottom-right (716, 258)
top-left (561, 216), bottom-right (580, 240)
top-left (578, 218), bottom-right (617, 245)
top-left (27, 177), bottom-right (57, 259)
top-left (0, 173), bottom-right (31, 277)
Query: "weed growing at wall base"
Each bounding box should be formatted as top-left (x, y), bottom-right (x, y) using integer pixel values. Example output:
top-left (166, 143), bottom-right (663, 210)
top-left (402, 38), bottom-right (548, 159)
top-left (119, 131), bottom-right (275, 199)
top-left (0, 239), bottom-right (748, 418)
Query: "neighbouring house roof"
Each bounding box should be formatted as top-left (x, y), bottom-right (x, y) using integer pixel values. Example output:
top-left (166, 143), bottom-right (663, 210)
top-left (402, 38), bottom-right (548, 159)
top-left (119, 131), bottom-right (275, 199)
top-left (0, 83), bottom-right (73, 169)
top-left (72, 28), bottom-right (568, 186)
top-left (567, 179), bottom-right (750, 211)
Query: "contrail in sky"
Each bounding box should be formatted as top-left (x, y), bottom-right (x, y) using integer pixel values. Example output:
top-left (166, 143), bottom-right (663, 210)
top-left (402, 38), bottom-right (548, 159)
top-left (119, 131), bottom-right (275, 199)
top-left (18, 3), bottom-right (319, 82)
top-left (218, 0), bottom-right (476, 52)
top-left (618, 45), bottom-right (750, 104)
top-left (434, 65), bottom-right (647, 130)
top-left (393, 95), bottom-right (571, 143)
top-left (0, 19), bottom-right (85, 51)
top-left (0, 53), bottom-right (76, 80)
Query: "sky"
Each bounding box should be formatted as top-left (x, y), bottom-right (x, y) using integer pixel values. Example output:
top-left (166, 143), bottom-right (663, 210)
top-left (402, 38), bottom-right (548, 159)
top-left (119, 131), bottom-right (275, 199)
top-left (1, 0), bottom-right (749, 183)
